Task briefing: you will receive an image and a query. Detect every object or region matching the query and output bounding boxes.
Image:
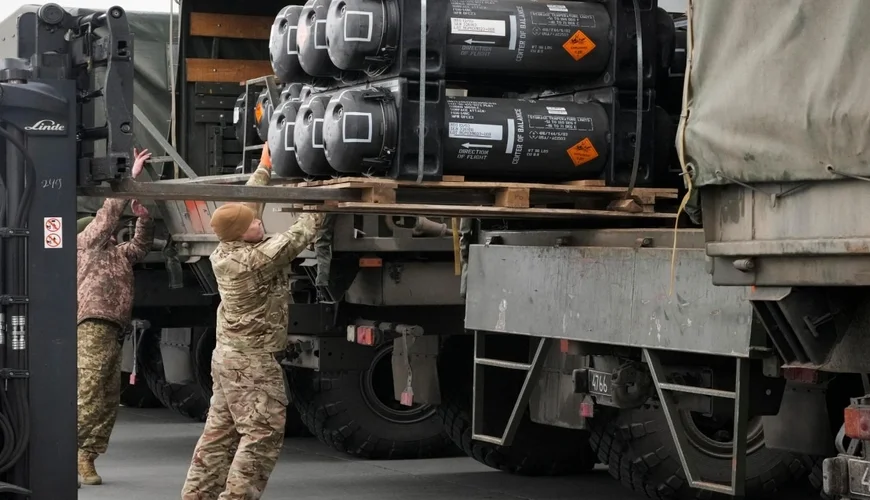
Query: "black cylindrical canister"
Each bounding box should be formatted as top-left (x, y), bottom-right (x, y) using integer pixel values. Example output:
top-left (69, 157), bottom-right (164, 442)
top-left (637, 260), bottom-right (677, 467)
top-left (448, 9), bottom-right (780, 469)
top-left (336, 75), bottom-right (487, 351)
top-left (299, 84), bottom-right (315, 101)
top-left (269, 99), bottom-right (305, 178)
top-left (443, 97), bottom-right (610, 180)
top-left (294, 94), bottom-right (336, 176)
top-left (297, 0), bottom-right (342, 78)
top-left (233, 92), bottom-right (258, 145)
top-left (254, 89), bottom-right (274, 143)
top-left (322, 0), bottom-right (613, 79)
top-left (281, 82), bottom-right (306, 103)
top-left (324, 0), bottom-right (400, 71)
top-left (446, 0), bottom-right (612, 78)
top-left (322, 87), bottom-right (397, 174)
top-left (270, 5), bottom-right (305, 83)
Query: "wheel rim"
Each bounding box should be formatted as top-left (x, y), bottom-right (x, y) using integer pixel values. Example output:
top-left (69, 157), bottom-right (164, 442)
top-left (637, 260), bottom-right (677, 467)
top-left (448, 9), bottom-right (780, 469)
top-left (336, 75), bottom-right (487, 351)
top-left (360, 344), bottom-right (437, 425)
top-left (680, 410), bottom-right (766, 459)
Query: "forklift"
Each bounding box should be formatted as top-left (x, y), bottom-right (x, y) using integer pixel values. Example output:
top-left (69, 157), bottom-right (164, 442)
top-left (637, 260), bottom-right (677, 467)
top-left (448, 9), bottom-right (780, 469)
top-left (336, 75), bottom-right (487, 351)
top-left (0, 4), bottom-right (133, 498)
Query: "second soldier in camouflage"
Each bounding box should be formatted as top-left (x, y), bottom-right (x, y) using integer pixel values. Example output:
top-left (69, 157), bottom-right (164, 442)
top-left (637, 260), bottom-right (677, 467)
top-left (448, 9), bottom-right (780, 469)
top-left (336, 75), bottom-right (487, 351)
top-left (181, 143), bottom-right (323, 499)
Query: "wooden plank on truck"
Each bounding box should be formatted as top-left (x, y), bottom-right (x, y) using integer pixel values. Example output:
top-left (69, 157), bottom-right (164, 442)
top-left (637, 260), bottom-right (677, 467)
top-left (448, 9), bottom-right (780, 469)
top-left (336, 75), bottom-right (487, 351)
top-left (80, 175), bottom-right (680, 222)
top-left (189, 13), bottom-right (272, 40)
top-left (186, 58), bottom-right (272, 83)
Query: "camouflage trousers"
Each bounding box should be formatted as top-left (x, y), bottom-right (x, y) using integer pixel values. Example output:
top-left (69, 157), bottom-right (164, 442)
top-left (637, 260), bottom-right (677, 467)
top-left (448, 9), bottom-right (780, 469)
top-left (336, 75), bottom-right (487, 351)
top-left (181, 348), bottom-right (288, 500)
top-left (77, 319), bottom-right (123, 456)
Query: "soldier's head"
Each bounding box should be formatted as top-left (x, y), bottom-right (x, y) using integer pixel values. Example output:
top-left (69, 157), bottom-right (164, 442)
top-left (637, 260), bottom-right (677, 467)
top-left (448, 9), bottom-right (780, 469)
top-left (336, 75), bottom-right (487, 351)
top-left (211, 203), bottom-right (264, 243)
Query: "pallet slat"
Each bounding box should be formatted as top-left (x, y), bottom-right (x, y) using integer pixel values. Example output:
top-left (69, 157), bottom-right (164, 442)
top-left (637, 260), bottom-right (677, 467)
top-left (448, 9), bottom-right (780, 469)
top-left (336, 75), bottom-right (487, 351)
top-left (495, 187), bottom-right (531, 208)
top-left (189, 13), bottom-right (273, 40)
top-left (294, 203), bottom-right (678, 220)
top-left (296, 177), bottom-right (679, 199)
top-left (185, 58), bottom-right (273, 83)
top-left (92, 174), bottom-right (679, 221)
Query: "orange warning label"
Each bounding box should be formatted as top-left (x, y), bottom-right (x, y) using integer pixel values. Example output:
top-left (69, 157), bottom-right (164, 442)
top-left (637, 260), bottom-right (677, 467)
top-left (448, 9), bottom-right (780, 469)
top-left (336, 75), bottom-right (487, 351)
top-left (254, 102), bottom-right (264, 124)
top-left (563, 30), bottom-right (596, 61)
top-left (567, 138), bottom-right (600, 167)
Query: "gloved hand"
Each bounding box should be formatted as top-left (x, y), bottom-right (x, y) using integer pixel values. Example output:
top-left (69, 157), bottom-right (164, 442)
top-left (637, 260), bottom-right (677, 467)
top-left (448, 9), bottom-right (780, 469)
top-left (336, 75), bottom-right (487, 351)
top-left (261, 140), bottom-right (272, 169)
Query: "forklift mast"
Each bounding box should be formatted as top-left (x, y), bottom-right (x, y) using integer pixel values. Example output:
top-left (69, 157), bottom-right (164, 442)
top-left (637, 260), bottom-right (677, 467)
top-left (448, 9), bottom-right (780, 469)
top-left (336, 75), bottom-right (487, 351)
top-left (0, 4), bottom-right (132, 498)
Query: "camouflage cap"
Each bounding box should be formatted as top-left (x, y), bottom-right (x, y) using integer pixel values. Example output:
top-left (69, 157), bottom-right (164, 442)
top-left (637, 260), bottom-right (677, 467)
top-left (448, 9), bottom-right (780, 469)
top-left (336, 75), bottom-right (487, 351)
top-left (211, 203), bottom-right (255, 242)
top-left (77, 216), bottom-right (95, 234)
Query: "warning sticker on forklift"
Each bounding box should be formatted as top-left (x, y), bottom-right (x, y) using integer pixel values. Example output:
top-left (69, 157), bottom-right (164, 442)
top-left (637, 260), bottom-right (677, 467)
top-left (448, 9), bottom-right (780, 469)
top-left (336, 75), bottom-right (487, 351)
top-left (547, 4), bottom-right (569, 12)
top-left (567, 138), bottom-right (599, 167)
top-left (450, 18), bottom-right (506, 37)
top-left (44, 217), bottom-right (62, 249)
top-left (562, 30), bottom-right (596, 61)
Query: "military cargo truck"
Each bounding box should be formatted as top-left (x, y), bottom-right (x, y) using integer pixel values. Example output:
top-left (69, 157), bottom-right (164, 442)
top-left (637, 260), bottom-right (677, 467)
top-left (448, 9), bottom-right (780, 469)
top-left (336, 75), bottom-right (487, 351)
top-left (675, 1), bottom-right (870, 498)
top-left (55, 1), bottom-right (830, 496)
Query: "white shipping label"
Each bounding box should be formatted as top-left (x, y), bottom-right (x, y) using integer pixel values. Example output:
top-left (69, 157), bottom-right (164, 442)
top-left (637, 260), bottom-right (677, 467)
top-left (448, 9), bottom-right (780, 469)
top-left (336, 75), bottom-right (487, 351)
top-left (448, 122), bottom-right (504, 141)
top-left (450, 18), bottom-right (506, 37)
top-left (547, 4), bottom-right (569, 12)
top-left (547, 106), bottom-right (568, 115)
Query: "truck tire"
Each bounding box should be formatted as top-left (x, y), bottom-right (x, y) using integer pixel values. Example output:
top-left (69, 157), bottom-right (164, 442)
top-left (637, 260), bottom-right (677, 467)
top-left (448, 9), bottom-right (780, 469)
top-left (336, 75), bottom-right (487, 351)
top-left (288, 344), bottom-right (453, 459)
top-left (192, 328), bottom-right (310, 437)
top-left (437, 336), bottom-right (597, 476)
top-left (120, 371), bottom-right (162, 408)
top-left (140, 331), bottom-right (211, 422)
top-left (589, 407), bottom-right (807, 499)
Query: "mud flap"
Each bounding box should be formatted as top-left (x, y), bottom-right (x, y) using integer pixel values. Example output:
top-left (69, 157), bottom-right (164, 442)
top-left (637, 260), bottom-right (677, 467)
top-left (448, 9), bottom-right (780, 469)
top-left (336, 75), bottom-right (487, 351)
top-left (392, 336), bottom-right (441, 406)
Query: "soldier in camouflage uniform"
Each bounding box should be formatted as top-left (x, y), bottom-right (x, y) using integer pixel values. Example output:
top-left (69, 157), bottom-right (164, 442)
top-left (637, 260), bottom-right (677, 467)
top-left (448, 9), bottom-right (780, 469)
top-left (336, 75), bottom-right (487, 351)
top-left (182, 143), bottom-right (323, 500)
top-left (77, 148), bottom-right (154, 486)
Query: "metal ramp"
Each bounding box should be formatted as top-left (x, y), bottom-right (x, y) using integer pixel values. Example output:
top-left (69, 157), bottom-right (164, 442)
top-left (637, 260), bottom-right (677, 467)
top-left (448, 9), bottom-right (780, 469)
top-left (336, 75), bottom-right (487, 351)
top-left (471, 331), bottom-right (552, 446)
top-left (644, 348), bottom-right (749, 497)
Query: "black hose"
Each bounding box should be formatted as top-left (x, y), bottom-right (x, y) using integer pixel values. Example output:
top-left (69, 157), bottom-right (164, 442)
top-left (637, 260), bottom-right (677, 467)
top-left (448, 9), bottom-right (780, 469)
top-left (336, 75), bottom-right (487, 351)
top-left (0, 123), bottom-right (36, 493)
top-left (0, 391), bottom-right (13, 467)
top-left (0, 126), bottom-right (36, 228)
top-left (0, 172), bottom-right (6, 223)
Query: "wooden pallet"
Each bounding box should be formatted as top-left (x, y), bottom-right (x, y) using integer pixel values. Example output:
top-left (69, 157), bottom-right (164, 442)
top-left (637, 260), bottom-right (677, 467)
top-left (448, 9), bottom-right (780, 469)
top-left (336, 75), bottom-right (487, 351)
top-left (283, 176), bottom-right (680, 220)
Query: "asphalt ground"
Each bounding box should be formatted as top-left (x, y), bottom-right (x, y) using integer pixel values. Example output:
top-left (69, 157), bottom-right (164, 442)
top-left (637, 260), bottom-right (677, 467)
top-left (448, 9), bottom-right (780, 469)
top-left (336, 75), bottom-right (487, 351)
top-left (77, 407), bottom-right (820, 500)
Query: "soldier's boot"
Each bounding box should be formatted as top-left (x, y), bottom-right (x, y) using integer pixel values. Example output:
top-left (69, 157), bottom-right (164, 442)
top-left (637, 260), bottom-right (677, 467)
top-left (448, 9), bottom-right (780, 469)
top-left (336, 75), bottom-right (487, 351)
top-left (78, 451), bottom-right (102, 485)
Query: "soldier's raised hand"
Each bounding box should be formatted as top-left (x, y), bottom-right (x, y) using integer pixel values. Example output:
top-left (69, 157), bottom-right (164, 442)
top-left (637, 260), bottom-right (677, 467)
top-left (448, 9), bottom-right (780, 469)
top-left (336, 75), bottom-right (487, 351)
top-left (261, 140), bottom-right (272, 169)
top-left (131, 200), bottom-right (149, 218)
top-left (131, 148), bottom-right (151, 179)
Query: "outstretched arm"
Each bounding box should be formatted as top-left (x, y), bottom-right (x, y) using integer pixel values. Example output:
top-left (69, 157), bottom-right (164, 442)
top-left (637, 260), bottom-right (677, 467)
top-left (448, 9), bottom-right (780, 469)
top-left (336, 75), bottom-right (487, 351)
top-left (78, 148), bottom-right (152, 249)
top-left (243, 142), bottom-right (273, 218)
top-left (249, 213), bottom-right (325, 271)
top-left (123, 201), bottom-right (155, 263)
top-left (77, 198), bottom-right (126, 249)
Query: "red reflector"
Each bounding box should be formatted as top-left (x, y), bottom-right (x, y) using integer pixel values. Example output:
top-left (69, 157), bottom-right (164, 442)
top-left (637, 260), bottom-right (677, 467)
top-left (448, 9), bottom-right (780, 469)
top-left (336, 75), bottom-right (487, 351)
top-left (845, 405), bottom-right (870, 440)
top-left (580, 395), bottom-right (595, 418)
top-left (560, 340), bottom-right (570, 353)
top-left (783, 367), bottom-right (819, 384)
top-left (356, 326), bottom-right (376, 346)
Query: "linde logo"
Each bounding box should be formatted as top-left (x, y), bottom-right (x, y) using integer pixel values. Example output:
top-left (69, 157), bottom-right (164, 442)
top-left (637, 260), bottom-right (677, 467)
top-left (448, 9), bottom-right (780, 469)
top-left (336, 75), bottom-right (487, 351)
top-left (24, 120), bottom-right (66, 132)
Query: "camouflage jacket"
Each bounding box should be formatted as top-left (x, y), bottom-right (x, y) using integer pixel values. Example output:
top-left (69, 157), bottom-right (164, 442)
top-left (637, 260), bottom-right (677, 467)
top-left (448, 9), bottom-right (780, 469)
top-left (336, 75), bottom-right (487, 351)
top-left (77, 198), bottom-right (154, 328)
top-left (212, 164), bottom-right (323, 354)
